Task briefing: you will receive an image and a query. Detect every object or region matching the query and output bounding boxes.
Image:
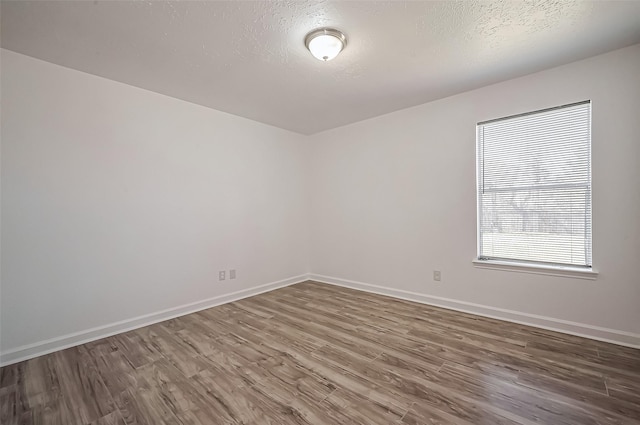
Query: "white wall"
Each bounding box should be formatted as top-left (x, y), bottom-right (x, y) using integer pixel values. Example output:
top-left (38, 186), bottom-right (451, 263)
top-left (0, 49), bottom-right (310, 361)
top-left (309, 44), bottom-right (640, 344)
top-left (2, 44), bottom-right (639, 364)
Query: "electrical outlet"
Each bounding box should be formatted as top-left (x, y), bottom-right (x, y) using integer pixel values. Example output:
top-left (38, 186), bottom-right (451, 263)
top-left (219, 271), bottom-right (226, 281)
top-left (433, 270), bottom-right (441, 281)
top-left (229, 269), bottom-right (236, 279)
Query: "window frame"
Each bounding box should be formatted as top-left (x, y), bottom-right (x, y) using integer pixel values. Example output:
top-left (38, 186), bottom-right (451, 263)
top-left (474, 101), bottom-right (597, 279)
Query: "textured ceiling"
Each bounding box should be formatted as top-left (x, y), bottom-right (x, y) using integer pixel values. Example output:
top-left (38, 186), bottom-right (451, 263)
top-left (2, 1), bottom-right (640, 134)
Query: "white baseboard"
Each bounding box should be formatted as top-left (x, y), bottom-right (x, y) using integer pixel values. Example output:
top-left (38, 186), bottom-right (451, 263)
top-left (4, 272), bottom-right (637, 366)
top-left (309, 274), bottom-right (640, 349)
top-left (0, 274), bottom-right (310, 366)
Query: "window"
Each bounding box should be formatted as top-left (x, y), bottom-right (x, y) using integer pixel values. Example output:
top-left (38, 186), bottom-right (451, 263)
top-left (476, 101), bottom-right (592, 269)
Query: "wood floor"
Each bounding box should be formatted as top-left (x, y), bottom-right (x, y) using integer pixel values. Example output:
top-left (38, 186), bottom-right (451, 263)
top-left (2, 281), bottom-right (640, 425)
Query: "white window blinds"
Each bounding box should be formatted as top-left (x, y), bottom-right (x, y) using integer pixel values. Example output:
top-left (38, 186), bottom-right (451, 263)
top-left (477, 101), bottom-right (592, 268)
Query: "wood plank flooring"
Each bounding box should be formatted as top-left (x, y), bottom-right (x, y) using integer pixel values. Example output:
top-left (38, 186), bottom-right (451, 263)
top-left (2, 280), bottom-right (640, 424)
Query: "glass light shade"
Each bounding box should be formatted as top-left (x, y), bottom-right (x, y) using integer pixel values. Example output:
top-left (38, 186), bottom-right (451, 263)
top-left (308, 34), bottom-right (343, 61)
top-left (305, 28), bottom-right (347, 61)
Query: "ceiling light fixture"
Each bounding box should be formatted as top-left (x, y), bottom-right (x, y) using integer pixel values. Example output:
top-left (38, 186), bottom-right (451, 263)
top-left (304, 28), bottom-right (347, 61)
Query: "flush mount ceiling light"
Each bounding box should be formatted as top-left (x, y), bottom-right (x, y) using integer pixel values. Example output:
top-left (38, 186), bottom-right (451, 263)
top-left (304, 28), bottom-right (347, 61)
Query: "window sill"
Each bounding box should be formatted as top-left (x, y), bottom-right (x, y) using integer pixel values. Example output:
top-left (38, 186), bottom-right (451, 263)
top-left (472, 259), bottom-right (598, 280)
